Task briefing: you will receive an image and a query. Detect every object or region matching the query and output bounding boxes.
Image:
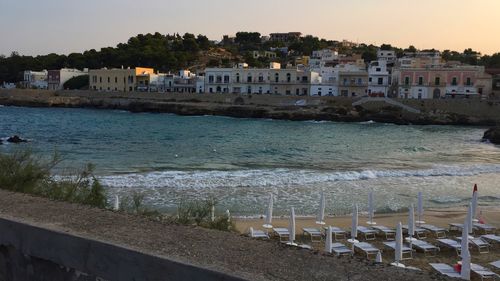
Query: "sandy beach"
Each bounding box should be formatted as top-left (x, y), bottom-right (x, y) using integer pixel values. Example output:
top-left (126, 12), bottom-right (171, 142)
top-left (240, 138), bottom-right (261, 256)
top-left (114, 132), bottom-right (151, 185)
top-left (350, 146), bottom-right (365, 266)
top-left (234, 206), bottom-right (500, 276)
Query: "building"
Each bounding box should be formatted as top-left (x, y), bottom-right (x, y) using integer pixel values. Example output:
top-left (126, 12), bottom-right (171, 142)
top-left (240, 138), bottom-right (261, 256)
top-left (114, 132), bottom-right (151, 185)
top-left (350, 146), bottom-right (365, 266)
top-left (269, 32), bottom-right (302, 42)
top-left (1, 82), bottom-right (16, 89)
top-left (377, 50), bottom-right (397, 64)
top-left (368, 60), bottom-right (391, 97)
top-left (338, 65), bottom-right (368, 97)
top-left (251, 51), bottom-right (277, 59)
top-left (23, 70), bottom-right (48, 89)
top-left (310, 49), bottom-right (338, 70)
top-left (47, 68), bottom-right (88, 90)
top-left (89, 67), bottom-right (154, 92)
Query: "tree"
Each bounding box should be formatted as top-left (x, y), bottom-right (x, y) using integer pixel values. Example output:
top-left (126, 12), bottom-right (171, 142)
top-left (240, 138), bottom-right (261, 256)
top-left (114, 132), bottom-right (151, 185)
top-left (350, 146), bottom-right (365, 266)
top-left (63, 75), bottom-right (89, 90)
top-left (404, 45), bottom-right (418, 53)
top-left (380, 44), bottom-right (393, 50)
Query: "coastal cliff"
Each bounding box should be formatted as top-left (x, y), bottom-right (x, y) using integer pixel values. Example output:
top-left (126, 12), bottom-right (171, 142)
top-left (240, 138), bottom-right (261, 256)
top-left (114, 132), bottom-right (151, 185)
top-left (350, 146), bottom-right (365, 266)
top-left (1, 89), bottom-right (500, 126)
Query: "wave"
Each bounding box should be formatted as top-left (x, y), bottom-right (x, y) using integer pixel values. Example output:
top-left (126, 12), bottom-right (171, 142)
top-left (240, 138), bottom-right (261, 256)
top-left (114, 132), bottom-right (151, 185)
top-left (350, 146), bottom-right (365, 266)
top-left (99, 163), bottom-right (500, 189)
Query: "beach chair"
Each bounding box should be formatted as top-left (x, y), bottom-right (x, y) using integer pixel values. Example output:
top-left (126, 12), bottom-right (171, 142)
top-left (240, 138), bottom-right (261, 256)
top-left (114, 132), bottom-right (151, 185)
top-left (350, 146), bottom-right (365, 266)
top-left (474, 223), bottom-right (497, 235)
top-left (371, 225), bottom-right (396, 240)
top-left (383, 241), bottom-right (413, 260)
top-left (449, 223), bottom-right (464, 232)
top-left (411, 239), bottom-right (440, 257)
top-left (357, 226), bottom-right (378, 241)
top-left (353, 242), bottom-right (381, 260)
top-left (429, 263), bottom-right (461, 278)
top-left (328, 242), bottom-right (353, 257)
top-left (402, 225), bottom-right (428, 239)
top-left (482, 234), bottom-right (500, 244)
top-left (249, 227), bottom-right (269, 239)
top-left (420, 224), bottom-right (447, 238)
top-left (302, 228), bottom-right (323, 242)
top-left (437, 239), bottom-right (462, 255)
top-left (490, 260), bottom-right (500, 270)
top-left (457, 237), bottom-right (490, 254)
top-left (324, 226), bottom-right (347, 240)
top-left (273, 228), bottom-right (290, 242)
top-left (471, 263), bottom-right (499, 280)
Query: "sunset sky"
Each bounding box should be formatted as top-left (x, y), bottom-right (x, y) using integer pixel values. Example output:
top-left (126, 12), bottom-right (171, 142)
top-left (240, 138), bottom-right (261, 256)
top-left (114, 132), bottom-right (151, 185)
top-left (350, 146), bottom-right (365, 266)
top-left (1, 0), bottom-right (499, 56)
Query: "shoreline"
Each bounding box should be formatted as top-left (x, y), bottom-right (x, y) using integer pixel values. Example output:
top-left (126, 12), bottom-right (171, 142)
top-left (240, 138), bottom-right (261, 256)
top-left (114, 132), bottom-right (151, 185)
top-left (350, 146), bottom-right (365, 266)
top-left (1, 89), bottom-right (500, 126)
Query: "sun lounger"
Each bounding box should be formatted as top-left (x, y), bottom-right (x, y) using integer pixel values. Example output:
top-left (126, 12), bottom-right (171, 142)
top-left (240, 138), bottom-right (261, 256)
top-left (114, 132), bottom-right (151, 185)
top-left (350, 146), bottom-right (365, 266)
top-left (273, 228), bottom-right (290, 242)
top-left (490, 260), bottom-right (500, 270)
top-left (471, 263), bottom-right (499, 280)
top-left (482, 234), bottom-right (500, 244)
top-left (353, 242), bottom-right (381, 260)
top-left (371, 225), bottom-right (396, 240)
top-left (329, 242), bottom-right (353, 257)
top-left (437, 239), bottom-right (462, 255)
top-left (420, 224), bottom-right (447, 238)
top-left (357, 226), bottom-right (378, 240)
top-left (324, 226), bottom-right (347, 240)
top-left (411, 239), bottom-right (440, 257)
top-left (383, 241), bottom-right (413, 260)
top-left (302, 228), bottom-right (323, 242)
top-left (457, 237), bottom-right (490, 254)
top-left (402, 225), bottom-right (428, 239)
top-left (429, 263), bottom-right (461, 278)
top-left (449, 223), bottom-right (464, 232)
top-left (249, 227), bottom-right (269, 239)
top-left (474, 223), bottom-right (497, 234)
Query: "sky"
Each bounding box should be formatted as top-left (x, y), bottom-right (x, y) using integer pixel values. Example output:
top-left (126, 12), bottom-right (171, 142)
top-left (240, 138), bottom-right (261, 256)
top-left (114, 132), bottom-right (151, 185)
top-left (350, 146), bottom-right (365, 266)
top-left (1, 0), bottom-right (499, 56)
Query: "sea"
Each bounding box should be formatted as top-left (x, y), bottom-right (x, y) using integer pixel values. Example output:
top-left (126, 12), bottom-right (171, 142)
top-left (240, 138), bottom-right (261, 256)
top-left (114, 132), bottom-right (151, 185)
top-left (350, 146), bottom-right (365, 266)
top-left (1, 106), bottom-right (499, 217)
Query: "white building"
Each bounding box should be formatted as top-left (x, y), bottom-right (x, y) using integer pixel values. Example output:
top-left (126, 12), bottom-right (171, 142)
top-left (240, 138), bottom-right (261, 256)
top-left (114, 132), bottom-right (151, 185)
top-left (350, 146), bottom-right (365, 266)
top-left (368, 60), bottom-right (391, 97)
top-left (377, 50), bottom-right (397, 64)
top-left (310, 49), bottom-right (339, 70)
top-left (23, 70), bottom-right (48, 89)
top-left (310, 63), bottom-right (367, 97)
top-left (47, 68), bottom-right (88, 90)
top-left (1, 82), bottom-right (16, 89)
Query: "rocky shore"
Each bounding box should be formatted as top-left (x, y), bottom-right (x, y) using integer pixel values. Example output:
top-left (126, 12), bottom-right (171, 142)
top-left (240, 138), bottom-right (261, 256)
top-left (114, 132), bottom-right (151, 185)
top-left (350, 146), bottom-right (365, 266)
top-left (1, 89), bottom-right (500, 126)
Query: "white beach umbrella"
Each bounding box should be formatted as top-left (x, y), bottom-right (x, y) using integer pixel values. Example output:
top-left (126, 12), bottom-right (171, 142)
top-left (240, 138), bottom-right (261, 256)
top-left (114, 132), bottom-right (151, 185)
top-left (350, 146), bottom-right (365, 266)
top-left (348, 204), bottom-right (359, 243)
top-left (226, 209), bottom-right (231, 223)
top-left (471, 184), bottom-right (478, 222)
top-left (466, 203), bottom-right (473, 235)
top-left (367, 191), bottom-right (376, 225)
top-left (263, 193), bottom-right (273, 229)
top-left (461, 217), bottom-right (471, 280)
top-left (416, 192), bottom-right (425, 225)
top-left (407, 204), bottom-right (416, 242)
top-left (113, 195), bottom-right (120, 211)
top-left (392, 222), bottom-right (405, 267)
top-left (316, 192), bottom-right (326, 225)
top-left (325, 226), bottom-right (333, 253)
top-left (375, 251), bottom-right (383, 264)
top-left (211, 204), bottom-right (215, 222)
top-left (287, 207), bottom-right (297, 246)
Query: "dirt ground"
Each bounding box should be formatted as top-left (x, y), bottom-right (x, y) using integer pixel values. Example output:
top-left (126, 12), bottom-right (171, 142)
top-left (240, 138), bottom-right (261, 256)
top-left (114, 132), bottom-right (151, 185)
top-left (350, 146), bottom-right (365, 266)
top-left (0, 190), bottom-right (457, 281)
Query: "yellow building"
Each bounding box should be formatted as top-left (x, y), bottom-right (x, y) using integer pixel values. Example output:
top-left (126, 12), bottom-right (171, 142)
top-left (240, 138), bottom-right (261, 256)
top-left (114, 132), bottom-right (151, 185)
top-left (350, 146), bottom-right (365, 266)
top-left (89, 67), bottom-right (154, 92)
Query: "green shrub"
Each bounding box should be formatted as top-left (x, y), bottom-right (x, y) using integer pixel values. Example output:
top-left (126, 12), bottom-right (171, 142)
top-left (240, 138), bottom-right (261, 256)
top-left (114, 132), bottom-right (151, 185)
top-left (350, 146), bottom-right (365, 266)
top-left (63, 75), bottom-right (89, 90)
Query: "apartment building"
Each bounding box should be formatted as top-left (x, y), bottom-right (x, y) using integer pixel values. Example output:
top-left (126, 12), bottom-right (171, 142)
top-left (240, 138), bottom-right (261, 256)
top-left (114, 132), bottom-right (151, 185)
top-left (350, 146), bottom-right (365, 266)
top-left (89, 67), bottom-right (154, 92)
top-left (368, 60), bottom-right (391, 97)
top-left (23, 70), bottom-right (48, 89)
top-left (47, 68), bottom-right (88, 90)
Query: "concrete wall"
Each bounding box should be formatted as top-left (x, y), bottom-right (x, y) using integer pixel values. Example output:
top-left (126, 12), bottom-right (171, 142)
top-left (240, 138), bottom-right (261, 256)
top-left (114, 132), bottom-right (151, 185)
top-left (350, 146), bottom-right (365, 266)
top-left (0, 218), bottom-right (246, 281)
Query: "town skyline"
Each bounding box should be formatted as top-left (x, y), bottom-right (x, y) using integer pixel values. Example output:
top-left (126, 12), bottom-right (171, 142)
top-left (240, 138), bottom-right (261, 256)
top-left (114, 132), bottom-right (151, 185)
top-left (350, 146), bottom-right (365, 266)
top-left (1, 0), bottom-right (499, 56)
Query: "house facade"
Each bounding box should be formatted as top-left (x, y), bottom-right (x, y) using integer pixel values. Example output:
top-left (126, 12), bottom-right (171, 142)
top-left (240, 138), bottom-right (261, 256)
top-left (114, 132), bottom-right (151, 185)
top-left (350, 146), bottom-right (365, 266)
top-left (89, 67), bottom-right (154, 92)
top-left (48, 68), bottom-right (88, 90)
top-left (23, 70), bottom-right (48, 89)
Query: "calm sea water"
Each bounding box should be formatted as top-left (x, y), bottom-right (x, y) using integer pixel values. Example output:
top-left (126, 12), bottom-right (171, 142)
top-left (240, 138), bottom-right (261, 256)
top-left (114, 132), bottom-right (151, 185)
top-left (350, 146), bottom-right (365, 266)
top-left (1, 106), bottom-right (499, 216)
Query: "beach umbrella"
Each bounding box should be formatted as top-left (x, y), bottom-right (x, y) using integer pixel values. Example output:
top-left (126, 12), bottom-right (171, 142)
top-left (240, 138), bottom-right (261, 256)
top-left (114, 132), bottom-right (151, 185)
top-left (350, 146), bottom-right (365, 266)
top-left (316, 192), bottom-right (326, 225)
top-left (348, 204), bottom-right (359, 243)
top-left (263, 193), bottom-right (273, 229)
top-left (113, 195), bottom-right (120, 211)
top-left (471, 184), bottom-right (478, 222)
top-left (392, 222), bottom-right (404, 267)
top-left (407, 204), bottom-right (416, 241)
top-left (466, 203), bottom-right (473, 235)
top-left (211, 204), bottom-right (215, 222)
top-left (325, 226), bottom-right (332, 253)
top-left (367, 191), bottom-right (376, 225)
top-left (226, 209), bottom-right (231, 223)
top-left (375, 251), bottom-right (383, 264)
top-left (461, 217), bottom-right (471, 280)
top-left (288, 207), bottom-right (297, 246)
top-left (416, 192), bottom-right (425, 225)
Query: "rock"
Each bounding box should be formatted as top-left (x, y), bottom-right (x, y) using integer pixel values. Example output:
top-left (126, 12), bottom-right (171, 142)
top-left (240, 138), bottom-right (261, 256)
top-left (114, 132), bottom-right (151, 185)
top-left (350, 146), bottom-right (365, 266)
top-left (7, 135), bottom-right (28, 143)
top-left (483, 127), bottom-right (500, 144)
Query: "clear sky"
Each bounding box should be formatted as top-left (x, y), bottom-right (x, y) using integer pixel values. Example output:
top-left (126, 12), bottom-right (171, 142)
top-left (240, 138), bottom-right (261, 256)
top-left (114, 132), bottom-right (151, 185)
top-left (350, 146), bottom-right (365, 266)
top-left (1, 0), bottom-right (499, 56)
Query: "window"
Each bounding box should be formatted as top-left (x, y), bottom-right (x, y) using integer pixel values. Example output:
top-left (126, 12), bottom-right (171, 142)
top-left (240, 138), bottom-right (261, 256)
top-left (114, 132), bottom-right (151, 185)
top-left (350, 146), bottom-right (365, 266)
top-left (376, 68), bottom-right (381, 72)
top-left (295, 89), bottom-right (299, 95)
top-left (247, 75), bottom-right (252, 83)
top-left (224, 75), bottom-right (230, 83)
top-left (275, 73), bottom-right (279, 82)
top-left (208, 75), bottom-right (214, 83)
top-left (378, 77), bottom-right (383, 85)
top-left (107, 77), bottom-right (110, 83)
top-left (435, 77), bottom-right (440, 86)
top-left (216, 76), bottom-right (222, 83)
top-left (99, 77), bottom-right (102, 83)
top-left (286, 73), bottom-right (291, 82)
top-left (404, 76), bottom-right (410, 86)
top-left (418, 76), bottom-right (423, 86)
top-left (247, 86), bottom-right (251, 94)
top-left (452, 77), bottom-right (458, 86)
top-left (357, 78), bottom-right (362, 85)
top-left (369, 77), bottom-right (372, 82)
top-left (466, 77), bottom-right (472, 86)
top-left (258, 74), bottom-right (264, 82)
top-left (115, 77), bottom-right (118, 83)
top-left (236, 73), bottom-right (240, 83)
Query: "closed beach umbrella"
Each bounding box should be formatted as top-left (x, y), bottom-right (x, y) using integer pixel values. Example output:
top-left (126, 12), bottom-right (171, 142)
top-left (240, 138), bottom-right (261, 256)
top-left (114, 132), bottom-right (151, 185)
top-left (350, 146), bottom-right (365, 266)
top-left (461, 218), bottom-right (471, 280)
top-left (263, 193), bottom-right (273, 229)
top-left (466, 203), bottom-right (473, 235)
top-left (367, 191), bottom-right (376, 225)
top-left (394, 222), bottom-right (403, 266)
top-left (349, 204), bottom-right (358, 243)
top-left (325, 226), bottom-right (332, 253)
top-left (316, 192), bottom-right (326, 225)
top-left (407, 204), bottom-right (415, 240)
top-left (417, 192), bottom-right (425, 225)
top-left (471, 184), bottom-right (478, 222)
top-left (288, 207), bottom-right (296, 246)
top-left (375, 251), bottom-right (383, 264)
top-left (113, 195), bottom-right (120, 211)
top-left (226, 209), bottom-right (231, 223)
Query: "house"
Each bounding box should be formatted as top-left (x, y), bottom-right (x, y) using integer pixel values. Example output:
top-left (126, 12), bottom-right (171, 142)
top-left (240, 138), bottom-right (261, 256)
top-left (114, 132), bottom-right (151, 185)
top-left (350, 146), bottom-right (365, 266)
top-left (368, 60), bottom-right (391, 97)
top-left (310, 49), bottom-right (339, 70)
top-left (47, 68), bottom-right (88, 90)
top-left (377, 50), bottom-right (397, 64)
top-left (338, 65), bottom-right (368, 97)
top-left (23, 70), bottom-right (48, 89)
top-left (89, 67), bottom-right (154, 92)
